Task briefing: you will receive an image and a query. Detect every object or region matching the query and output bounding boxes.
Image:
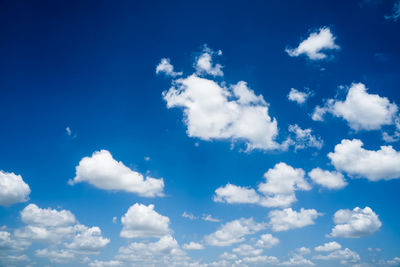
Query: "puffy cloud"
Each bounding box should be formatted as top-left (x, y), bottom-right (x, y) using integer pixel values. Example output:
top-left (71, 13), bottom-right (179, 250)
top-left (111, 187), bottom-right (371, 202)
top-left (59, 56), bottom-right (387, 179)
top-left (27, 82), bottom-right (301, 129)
top-left (286, 27), bottom-right (339, 60)
top-left (329, 206), bottom-right (381, 238)
top-left (314, 241), bottom-right (342, 252)
top-left (288, 124), bottom-right (323, 151)
top-left (214, 163), bottom-right (311, 208)
top-left (288, 88), bottom-right (310, 104)
top-left (0, 171), bottom-right (30, 206)
top-left (328, 139), bottom-right (400, 181)
top-left (385, 1), bottom-right (400, 21)
top-left (195, 46), bottom-right (223, 76)
top-left (232, 244), bottom-right (263, 256)
top-left (255, 233), bottom-right (279, 249)
top-left (296, 247), bottom-right (311, 255)
top-left (308, 168), bottom-right (347, 189)
top-left (69, 150), bottom-right (164, 197)
top-left (182, 242), bottom-right (204, 250)
top-left (204, 218), bottom-right (266, 246)
top-left (65, 225), bottom-right (110, 253)
top-left (120, 203), bottom-right (171, 239)
top-left (35, 248), bottom-right (75, 263)
top-left (313, 248), bottom-right (360, 265)
top-left (21, 203), bottom-right (76, 227)
top-left (156, 58), bottom-right (182, 77)
top-left (312, 83), bottom-right (398, 131)
top-left (0, 230), bottom-right (30, 251)
top-left (281, 254), bottom-right (315, 266)
top-left (268, 208), bottom-right (322, 232)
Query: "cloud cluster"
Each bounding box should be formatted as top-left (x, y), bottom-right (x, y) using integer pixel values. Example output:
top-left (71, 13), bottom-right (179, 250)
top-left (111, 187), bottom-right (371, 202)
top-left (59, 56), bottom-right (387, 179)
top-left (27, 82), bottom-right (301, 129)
top-left (286, 27), bottom-right (340, 60)
top-left (69, 150), bottom-right (164, 197)
top-left (0, 171), bottom-right (30, 206)
top-left (329, 206), bottom-right (382, 238)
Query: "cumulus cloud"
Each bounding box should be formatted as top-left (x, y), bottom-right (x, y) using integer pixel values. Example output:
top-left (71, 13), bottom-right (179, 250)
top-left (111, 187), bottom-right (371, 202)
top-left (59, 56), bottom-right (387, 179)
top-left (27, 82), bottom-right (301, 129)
top-left (313, 248), bottom-right (360, 265)
top-left (21, 203), bottom-right (76, 227)
top-left (214, 163), bottom-right (311, 209)
top-left (314, 241), bottom-right (342, 252)
top-left (308, 168), bottom-right (347, 189)
top-left (288, 88), bottom-right (311, 104)
top-left (69, 150), bottom-right (164, 197)
top-left (204, 218), bottom-right (266, 246)
top-left (286, 27), bottom-right (339, 60)
top-left (312, 83), bottom-right (398, 131)
top-left (328, 206), bottom-right (382, 238)
top-left (35, 248), bottom-right (75, 263)
top-left (232, 244), bottom-right (263, 256)
top-left (162, 46), bottom-right (287, 151)
top-left (280, 254), bottom-right (315, 266)
top-left (195, 46), bottom-right (223, 76)
top-left (255, 233), bottom-right (279, 249)
top-left (120, 203), bottom-right (171, 239)
top-left (89, 260), bottom-right (123, 267)
top-left (182, 242), bottom-right (204, 250)
top-left (288, 124), bottom-right (323, 151)
top-left (156, 58), bottom-right (183, 77)
top-left (268, 208), bottom-right (322, 232)
top-left (328, 139), bottom-right (400, 181)
top-left (236, 255), bottom-right (280, 266)
top-left (0, 171), bottom-right (30, 206)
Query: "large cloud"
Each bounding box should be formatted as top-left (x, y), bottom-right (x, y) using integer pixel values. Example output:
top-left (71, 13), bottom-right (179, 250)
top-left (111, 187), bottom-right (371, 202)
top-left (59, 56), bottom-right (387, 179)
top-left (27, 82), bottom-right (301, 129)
top-left (214, 162), bottom-right (311, 208)
top-left (69, 150), bottom-right (164, 197)
top-left (120, 203), bottom-right (171, 239)
top-left (268, 208), bottom-right (322, 232)
top-left (312, 83), bottom-right (398, 131)
top-left (328, 139), bottom-right (400, 181)
top-left (286, 27), bottom-right (339, 60)
top-left (0, 171), bottom-right (30, 206)
top-left (204, 218), bottom-right (266, 246)
top-left (328, 206), bottom-right (382, 238)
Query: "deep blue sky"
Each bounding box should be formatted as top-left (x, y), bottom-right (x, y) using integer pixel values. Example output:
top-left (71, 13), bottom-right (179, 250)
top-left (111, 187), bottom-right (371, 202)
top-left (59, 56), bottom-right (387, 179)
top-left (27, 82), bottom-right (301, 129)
top-left (0, 0), bottom-right (400, 266)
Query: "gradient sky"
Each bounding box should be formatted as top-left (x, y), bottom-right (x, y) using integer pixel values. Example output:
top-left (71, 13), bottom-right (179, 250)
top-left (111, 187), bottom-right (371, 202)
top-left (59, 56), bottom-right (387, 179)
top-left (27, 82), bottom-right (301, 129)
top-left (1, 1), bottom-right (400, 266)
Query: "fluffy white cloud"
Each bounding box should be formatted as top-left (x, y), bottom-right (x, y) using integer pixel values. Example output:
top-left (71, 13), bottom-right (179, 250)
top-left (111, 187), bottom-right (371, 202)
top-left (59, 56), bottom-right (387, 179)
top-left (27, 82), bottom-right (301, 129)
top-left (156, 58), bottom-right (182, 77)
top-left (213, 183), bottom-right (260, 205)
top-left (329, 206), bottom-right (382, 238)
top-left (21, 204), bottom-right (76, 227)
top-left (280, 254), bottom-right (315, 266)
top-left (255, 234), bottom-right (279, 249)
top-left (182, 242), bottom-right (204, 250)
top-left (308, 168), bottom-right (347, 189)
top-left (288, 88), bottom-right (310, 104)
top-left (328, 139), bottom-right (400, 181)
top-left (286, 27), bottom-right (339, 60)
top-left (89, 260), bottom-right (123, 267)
top-left (313, 248), bottom-right (360, 265)
top-left (120, 203), bottom-right (171, 239)
top-left (296, 247), bottom-right (311, 255)
top-left (0, 230), bottom-right (30, 251)
top-left (0, 171), bottom-right (30, 206)
top-left (236, 255), bottom-right (279, 266)
top-left (69, 150), bottom-right (164, 197)
top-left (232, 244), bottom-right (262, 256)
top-left (268, 208), bottom-right (322, 232)
top-left (35, 248), bottom-right (75, 263)
top-left (65, 225), bottom-right (110, 253)
top-left (288, 124), bottom-right (323, 150)
top-left (204, 218), bottom-right (266, 246)
top-left (312, 83), bottom-right (398, 131)
top-left (195, 46), bottom-right (223, 76)
top-left (314, 241), bottom-right (342, 252)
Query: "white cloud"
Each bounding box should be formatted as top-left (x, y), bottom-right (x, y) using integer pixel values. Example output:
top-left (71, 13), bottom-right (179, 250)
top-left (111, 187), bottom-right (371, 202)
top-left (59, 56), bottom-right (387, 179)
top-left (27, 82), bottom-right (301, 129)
top-left (195, 46), bottom-right (223, 76)
top-left (0, 171), bottom-right (30, 206)
top-left (296, 247), bottom-right (311, 255)
top-left (385, 1), bottom-right (400, 21)
top-left (312, 83), bottom-right (398, 131)
top-left (182, 242), bottom-right (204, 250)
top-left (288, 124), bottom-right (323, 150)
top-left (21, 204), bottom-right (76, 227)
top-left (35, 248), bottom-right (75, 263)
top-left (280, 254), bottom-right (315, 266)
top-left (182, 211), bottom-right (197, 220)
top-left (288, 88), bottom-right (310, 104)
top-left (156, 58), bottom-right (182, 77)
top-left (65, 225), bottom-right (110, 253)
top-left (69, 150), bottom-right (164, 197)
top-left (232, 244), bottom-right (263, 256)
top-left (328, 139), bottom-right (400, 181)
top-left (255, 233), bottom-right (279, 249)
top-left (120, 203), bottom-right (171, 239)
top-left (202, 214), bottom-right (220, 223)
top-left (0, 230), bottom-right (30, 251)
top-left (329, 206), bottom-right (382, 238)
top-left (204, 218), bottom-right (266, 246)
top-left (268, 208), bottom-right (322, 232)
top-left (237, 255), bottom-right (279, 265)
top-left (286, 27), bottom-right (339, 60)
top-left (386, 257), bottom-right (400, 266)
top-left (89, 260), bottom-right (123, 267)
top-left (308, 168), bottom-right (347, 189)
top-left (313, 248), bottom-right (360, 265)
top-left (214, 163), bottom-right (311, 208)
top-left (314, 241), bottom-right (342, 252)
top-left (163, 75), bottom-right (282, 151)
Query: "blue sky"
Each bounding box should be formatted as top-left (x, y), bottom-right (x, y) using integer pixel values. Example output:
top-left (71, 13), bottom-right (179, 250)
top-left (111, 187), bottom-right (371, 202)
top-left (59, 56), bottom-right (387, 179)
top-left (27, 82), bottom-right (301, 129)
top-left (1, 0), bottom-right (400, 266)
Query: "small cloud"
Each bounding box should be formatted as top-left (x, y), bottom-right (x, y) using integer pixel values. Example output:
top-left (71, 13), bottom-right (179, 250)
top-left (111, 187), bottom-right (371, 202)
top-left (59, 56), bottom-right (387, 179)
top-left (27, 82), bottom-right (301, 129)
top-left (112, 216), bottom-right (117, 224)
top-left (156, 58), bottom-right (182, 77)
top-left (182, 212), bottom-right (197, 220)
top-left (144, 156), bottom-right (150, 161)
top-left (385, 1), bottom-right (400, 21)
top-left (202, 214), bottom-right (220, 222)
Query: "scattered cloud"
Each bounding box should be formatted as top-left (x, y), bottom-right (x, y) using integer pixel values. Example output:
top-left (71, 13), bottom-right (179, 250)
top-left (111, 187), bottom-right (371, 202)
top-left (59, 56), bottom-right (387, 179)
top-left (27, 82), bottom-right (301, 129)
top-left (156, 58), bottom-right (182, 77)
top-left (328, 139), bottom-right (400, 181)
top-left (202, 214), bottom-right (221, 222)
top-left (232, 244), bottom-right (263, 256)
top-left (286, 27), bottom-right (339, 60)
top-left (288, 124), bottom-right (323, 150)
top-left (268, 208), bottom-right (322, 232)
top-left (0, 171), bottom-right (30, 206)
top-left (182, 211), bottom-right (197, 220)
top-left (313, 248), bottom-right (360, 265)
top-left (255, 233), bottom-right (280, 249)
top-left (69, 150), bottom-right (164, 197)
top-left (280, 253), bottom-right (315, 266)
top-left (288, 88), bottom-right (311, 104)
top-left (195, 45), bottom-right (223, 76)
top-left (308, 168), bottom-right (347, 189)
top-left (182, 242), bottom-right (204, 250)
top-left (328, 206), bottom-right (382, 238)
top-left (314, 241), bottom-right (342, 252)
